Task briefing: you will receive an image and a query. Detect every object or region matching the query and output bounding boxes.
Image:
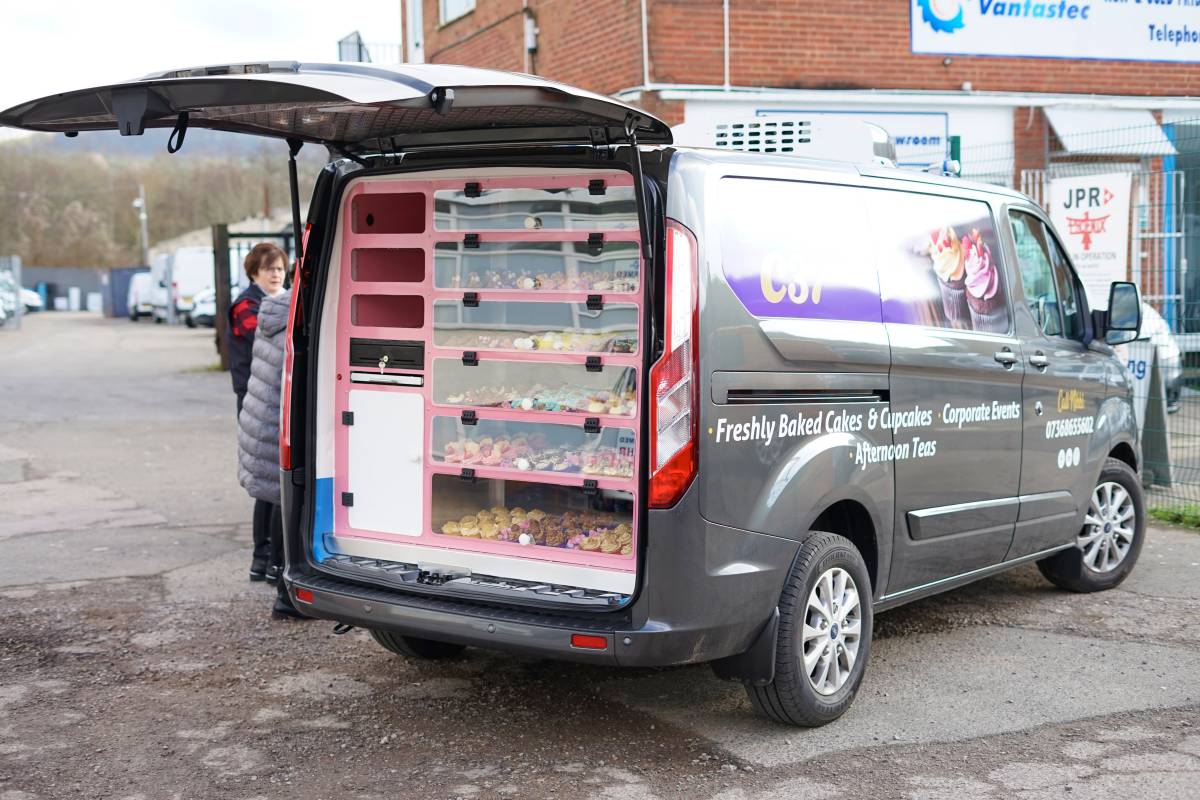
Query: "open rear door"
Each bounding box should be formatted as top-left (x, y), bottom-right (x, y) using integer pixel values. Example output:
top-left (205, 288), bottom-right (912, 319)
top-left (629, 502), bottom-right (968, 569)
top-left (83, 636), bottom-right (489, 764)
top-left (0, 62), bottom-right (671, 153)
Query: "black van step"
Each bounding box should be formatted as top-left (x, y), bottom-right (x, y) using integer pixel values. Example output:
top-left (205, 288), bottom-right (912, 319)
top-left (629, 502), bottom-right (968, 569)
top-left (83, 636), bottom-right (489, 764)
top-left (321, 554), bottom-right (629, 609)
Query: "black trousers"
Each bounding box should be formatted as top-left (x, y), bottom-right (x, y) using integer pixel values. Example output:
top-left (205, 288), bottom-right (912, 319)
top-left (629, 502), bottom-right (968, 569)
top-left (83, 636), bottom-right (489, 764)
top-left (252, 499), bottom-right (275, 563)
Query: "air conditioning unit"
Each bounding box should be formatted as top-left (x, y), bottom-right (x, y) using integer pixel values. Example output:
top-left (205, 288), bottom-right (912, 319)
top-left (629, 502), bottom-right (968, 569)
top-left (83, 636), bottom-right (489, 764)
top-left (671, 115), bottom-right (898, 167)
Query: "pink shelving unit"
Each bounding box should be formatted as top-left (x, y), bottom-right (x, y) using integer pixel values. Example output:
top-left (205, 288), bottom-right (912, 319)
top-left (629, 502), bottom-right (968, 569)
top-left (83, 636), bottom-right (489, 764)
top-left (331, 171), bottom-right (642, 574)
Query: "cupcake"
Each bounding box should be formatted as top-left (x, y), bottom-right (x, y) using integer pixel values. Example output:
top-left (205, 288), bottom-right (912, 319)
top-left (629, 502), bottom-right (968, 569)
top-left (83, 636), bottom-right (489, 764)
top-left (619, 544), bottom-right (632, 556)
top-left (600, 536), bottom-right (621, 555)
top-left (962, 229), bottom-right (1007, 333)
top-left (580, 535), bottom-right (602, 552)
top-left (441, 521), bottom-right (461, 536)
top-left (479, 521), bottom-right (500, 540)
top-left (460, 523), bottom-right (481, 538)
top-left (928, 227), bottom-right (970, 328)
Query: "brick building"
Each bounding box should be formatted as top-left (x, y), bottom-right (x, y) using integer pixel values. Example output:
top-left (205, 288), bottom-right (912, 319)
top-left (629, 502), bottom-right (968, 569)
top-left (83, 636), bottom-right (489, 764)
top-left (403, 2), bottom-right (1200, 181)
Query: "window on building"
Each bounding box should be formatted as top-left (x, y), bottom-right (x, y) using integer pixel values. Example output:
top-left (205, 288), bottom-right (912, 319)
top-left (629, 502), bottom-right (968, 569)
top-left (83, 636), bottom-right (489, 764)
top-left (440, 0), bottom-right (475, 24)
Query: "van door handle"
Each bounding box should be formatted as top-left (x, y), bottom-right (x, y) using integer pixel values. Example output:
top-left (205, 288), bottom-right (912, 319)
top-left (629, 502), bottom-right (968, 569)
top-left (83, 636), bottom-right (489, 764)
top-left (1029, 352), bottom-right (1049, 369)
top-left (994, 348), bottom-right (1018, 368)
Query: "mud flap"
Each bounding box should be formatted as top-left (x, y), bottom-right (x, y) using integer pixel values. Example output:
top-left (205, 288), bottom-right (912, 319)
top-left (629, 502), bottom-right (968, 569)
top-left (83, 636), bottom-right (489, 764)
top-left (710, 607), bottom-right (779, 687)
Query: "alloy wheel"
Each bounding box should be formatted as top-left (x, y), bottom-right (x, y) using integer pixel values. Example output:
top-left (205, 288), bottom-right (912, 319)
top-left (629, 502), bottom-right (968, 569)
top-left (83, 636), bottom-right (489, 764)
top-left (801, 567), bottom-right (862, 696)
top-left (1078, 481), bottom-right (1136, 574)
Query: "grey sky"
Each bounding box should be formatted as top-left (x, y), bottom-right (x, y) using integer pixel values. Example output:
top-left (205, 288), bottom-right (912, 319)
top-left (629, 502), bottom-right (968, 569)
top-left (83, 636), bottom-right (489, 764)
top-left (0, 0), bottom-right (404, 138)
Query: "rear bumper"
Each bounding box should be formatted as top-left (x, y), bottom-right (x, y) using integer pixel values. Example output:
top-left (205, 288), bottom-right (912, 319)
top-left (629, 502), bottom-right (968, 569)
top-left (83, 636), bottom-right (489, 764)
top-left (284, 481), bottom-right (798, 668)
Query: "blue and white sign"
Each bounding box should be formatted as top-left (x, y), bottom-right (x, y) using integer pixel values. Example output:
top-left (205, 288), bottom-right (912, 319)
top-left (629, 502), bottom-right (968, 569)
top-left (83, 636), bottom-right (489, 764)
top-left (912, 0), bottom-right (1200, 63)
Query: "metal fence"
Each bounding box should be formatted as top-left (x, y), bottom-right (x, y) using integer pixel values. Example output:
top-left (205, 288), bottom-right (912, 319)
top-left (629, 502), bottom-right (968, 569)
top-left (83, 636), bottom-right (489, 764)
top-left (908, 118), bottom-right (1200, 512)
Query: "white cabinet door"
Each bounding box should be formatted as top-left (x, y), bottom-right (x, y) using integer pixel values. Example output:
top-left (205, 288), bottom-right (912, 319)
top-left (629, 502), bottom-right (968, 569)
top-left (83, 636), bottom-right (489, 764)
top-left (347, 390), bottom-right (424, 536)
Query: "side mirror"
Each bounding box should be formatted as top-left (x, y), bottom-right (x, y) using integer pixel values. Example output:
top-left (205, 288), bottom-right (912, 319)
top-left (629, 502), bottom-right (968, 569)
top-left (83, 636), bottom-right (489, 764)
top-left (1105, 281), bottom-right (1141, 345)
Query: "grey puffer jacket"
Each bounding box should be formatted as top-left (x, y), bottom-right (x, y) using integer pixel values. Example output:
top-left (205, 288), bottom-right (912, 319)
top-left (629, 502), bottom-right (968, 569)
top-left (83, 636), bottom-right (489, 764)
top-left (238, 289), bottom-right (290, 504)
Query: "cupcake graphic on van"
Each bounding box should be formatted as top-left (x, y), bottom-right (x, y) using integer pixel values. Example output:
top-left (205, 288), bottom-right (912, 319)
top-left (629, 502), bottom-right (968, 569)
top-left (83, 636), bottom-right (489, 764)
top-left (928, 226), bottom-right (970, 328)
top-left (962, 228), bottom-right (1007, 332)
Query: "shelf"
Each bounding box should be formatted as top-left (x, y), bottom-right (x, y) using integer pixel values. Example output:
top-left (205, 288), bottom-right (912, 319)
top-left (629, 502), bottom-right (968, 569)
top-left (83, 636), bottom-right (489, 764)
top-left (433, 299), bottom-right (639, 356)
top-left (431, 358), bottom-right (638, 418)
top-left (430, 415), bottom-right (636, 482)
top-left (433, 184), bottom-right (637, 232)
top-left (433, 239), bottom-right (640, 294)
top-left (430, 474), bottom-right (635, 559)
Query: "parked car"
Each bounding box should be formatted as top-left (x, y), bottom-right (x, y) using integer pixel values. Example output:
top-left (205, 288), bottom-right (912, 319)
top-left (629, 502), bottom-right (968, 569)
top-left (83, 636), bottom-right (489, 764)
top-left (185, 287), bottom-right (216, 328)
top-left (1, 63), bottom-right (1147, 728)
top-left (127, 272), bottom-right (154, 320)
top-left (20, 287), bottom-right (42, 313)
top-left (1139, 303), bottom-right (1183, 412)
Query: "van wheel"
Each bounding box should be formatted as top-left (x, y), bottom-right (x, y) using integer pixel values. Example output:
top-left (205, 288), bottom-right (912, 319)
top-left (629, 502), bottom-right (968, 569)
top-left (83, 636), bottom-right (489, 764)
top-left (1037, 457), bottom-right (1145, 593)
top-left (746, 531), bottom-right (873, 727)
top-left (369, 629), bottom-right (466, 660)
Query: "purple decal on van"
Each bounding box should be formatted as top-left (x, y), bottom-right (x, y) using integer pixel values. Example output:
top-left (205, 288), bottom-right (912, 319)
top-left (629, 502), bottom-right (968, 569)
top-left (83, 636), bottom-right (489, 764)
top-left (719, 178), bottom-right (883, 323)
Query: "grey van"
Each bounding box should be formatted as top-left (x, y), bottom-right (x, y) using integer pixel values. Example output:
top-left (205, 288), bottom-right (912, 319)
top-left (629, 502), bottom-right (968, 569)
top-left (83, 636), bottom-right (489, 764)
top-left (1, 63), bottom-right (1145, 727)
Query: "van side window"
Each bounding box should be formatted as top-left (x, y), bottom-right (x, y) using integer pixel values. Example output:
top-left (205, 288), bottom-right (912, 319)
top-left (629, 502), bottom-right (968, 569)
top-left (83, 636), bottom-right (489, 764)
top-left (1009, 211), bottom-right (1063, 337)
top-left (874, 191), bottom-right (1011, 334)
top-left (1044, 230), bottom-right (1085, 340)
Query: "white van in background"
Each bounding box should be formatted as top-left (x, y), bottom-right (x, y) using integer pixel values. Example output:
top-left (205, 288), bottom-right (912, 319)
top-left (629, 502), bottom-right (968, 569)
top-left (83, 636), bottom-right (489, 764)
top-left (150, 246), bottom-right (214, 323)
top-left (127, 272), bottom-right (154, 320)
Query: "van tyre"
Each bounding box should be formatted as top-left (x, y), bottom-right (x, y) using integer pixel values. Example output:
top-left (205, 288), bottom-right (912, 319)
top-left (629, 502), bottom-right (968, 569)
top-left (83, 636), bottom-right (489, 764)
top-left (747, 531), bottom-right (873, 727)
top-left (1038, 457), bottom-right (1145, 593)
top-left (369, 629), bottom-right (466, 660)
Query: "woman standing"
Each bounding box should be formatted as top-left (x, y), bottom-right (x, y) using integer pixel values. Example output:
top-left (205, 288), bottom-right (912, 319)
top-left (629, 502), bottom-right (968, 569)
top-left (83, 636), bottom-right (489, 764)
top-left (238, 279), bottom-right (307, 619)
top-left (229, 243), bottom-right (287, 583)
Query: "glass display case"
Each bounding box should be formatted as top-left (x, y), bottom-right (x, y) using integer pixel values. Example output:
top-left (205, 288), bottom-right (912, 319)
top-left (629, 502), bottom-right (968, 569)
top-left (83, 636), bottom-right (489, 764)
top-left (431, 358), bottom-right (637, 417)
top-left (432, 300), bottom-right (638, 354)
top-left (433, 240), bottom-right (640, 293)
top-left (434, 185), bottom-right (637, 231)
top-left (430, 474), bottom-right (634, 557)
top-left (431, 416), bottom-right (636, 479)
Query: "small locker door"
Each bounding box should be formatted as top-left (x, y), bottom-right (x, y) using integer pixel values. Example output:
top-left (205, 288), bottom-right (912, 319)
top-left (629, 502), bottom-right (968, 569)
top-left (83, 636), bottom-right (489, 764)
top-left (346, 389), bottom-right (424, 536)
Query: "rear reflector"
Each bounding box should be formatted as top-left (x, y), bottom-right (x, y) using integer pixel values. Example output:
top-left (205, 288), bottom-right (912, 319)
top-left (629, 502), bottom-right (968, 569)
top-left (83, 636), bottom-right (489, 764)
top-left (295, 588), bottom-right (314, 604)
top-left (570, 633), bottom-right (608, 650)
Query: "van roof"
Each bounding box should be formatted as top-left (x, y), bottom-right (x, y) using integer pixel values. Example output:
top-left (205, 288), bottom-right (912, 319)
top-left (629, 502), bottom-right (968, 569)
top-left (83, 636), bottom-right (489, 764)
top-left (668, 145), bottom-right (1033, 206)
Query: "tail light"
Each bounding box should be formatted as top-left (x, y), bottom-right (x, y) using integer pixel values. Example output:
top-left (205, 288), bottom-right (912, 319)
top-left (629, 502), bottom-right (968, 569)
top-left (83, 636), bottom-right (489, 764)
top-left (648, 220), bottom-right (699, 508)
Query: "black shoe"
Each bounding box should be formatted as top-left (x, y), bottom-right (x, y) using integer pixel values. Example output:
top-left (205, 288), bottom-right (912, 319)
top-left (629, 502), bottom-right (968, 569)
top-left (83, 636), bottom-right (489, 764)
top-left (249, 557), bottom-right (268, 582)
top-left (265, 564), bottom-right (282, 584)
top-left (272, 593), bottom-right (311, 620)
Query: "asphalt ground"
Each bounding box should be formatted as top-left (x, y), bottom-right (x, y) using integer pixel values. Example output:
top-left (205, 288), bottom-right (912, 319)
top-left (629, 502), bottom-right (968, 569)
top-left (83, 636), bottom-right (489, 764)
top-left (1, 313), bottom-right (1198, 799)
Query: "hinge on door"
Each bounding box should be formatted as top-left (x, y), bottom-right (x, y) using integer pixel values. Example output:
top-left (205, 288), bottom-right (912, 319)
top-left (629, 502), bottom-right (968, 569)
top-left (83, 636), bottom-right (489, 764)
top-left (462, 351), bottom-right (479, 367)
top-left (341, 492), bottom-right (354, 507)
top-left (588, 179), bottom-right (606, 195)
top-left (464, 181), bottom-right (482, 198)
top-left (463, 291), bottom-right (479, 308)
top-left (582, 479), bottom-right (599, 496)
top-left (585, 356), bottom-right (602, 373)
top-left (586, 294), bottom-right (604, 311)
top-left (464, 233), bottom-right (480, 249)
top-left (461, 409), bottom-right (478, 425)
top-left (587, 233), bottom-right (605, 256)
top-left (460, 468), bottom-right (476, 482)
top-left (584, 417), bottom-right (601, 434)
top-left (341, 411), bottom-right (354, 426)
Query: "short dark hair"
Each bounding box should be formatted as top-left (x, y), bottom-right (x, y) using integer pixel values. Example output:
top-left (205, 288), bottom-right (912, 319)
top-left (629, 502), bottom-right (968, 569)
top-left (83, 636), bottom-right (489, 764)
top-left (244, 242), bottom-right (288, 280)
